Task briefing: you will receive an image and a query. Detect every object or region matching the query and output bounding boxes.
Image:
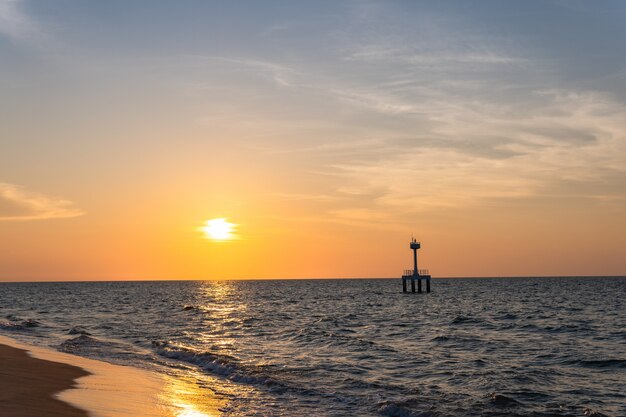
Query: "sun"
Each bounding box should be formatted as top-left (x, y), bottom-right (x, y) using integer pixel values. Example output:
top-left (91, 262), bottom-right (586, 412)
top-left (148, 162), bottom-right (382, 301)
top-left (201, 218), bottom-right (237, 241)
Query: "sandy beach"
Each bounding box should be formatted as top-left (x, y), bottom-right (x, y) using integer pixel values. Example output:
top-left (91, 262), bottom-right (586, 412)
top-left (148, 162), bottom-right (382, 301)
top-left (0, 343), bottom-right (89, 417)
top-left (0, 335), bottom-right (222, 417)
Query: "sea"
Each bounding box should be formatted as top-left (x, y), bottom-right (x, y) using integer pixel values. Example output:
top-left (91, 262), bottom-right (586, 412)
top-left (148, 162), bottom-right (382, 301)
top-left (0, 277), bottom-right (624, 417)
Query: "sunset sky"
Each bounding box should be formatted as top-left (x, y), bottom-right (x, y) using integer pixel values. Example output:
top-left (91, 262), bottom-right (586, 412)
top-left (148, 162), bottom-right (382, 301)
top-left (1, 1), bottom-right (625, 280)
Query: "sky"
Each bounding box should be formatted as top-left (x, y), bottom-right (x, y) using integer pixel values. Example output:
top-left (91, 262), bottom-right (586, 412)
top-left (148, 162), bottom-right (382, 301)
top-left (1, 0), bottom-right (626, 281)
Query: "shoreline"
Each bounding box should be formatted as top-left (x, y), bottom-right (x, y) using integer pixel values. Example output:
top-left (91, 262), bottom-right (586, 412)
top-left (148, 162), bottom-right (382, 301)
top-left (0, 335), bottom-right (223, 417)
top-left (0, 343), bottom-right (90, 417)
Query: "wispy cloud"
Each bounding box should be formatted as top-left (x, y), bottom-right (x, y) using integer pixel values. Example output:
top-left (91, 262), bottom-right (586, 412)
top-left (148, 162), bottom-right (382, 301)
top-left (0, 183), bottom-right (83, 221)
top-left (345, 45), bottom-right (525, 68)
top-left (181, 55), bottom-right (298, 88)
top-left (76, 1), bottom-right (623, 228)
top-left (326, 88), bottom-right (626, 215)
top-left (176, 53), bottom-right (626, 223)
top-left (272, 192), bottom-right (337, 202)
top-left (0, 0), bottom-right (42, 44)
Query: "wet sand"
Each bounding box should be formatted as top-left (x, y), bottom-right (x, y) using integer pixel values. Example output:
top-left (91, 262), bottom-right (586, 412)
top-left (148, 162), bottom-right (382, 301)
top-left (0, 343), bottom-right (90, 417)
top-left (0, 335), bottom-right (223, 417)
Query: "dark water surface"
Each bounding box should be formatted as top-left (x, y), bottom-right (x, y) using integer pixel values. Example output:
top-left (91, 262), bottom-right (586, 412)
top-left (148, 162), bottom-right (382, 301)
top-left (1, 278), bottom-right (624, 416)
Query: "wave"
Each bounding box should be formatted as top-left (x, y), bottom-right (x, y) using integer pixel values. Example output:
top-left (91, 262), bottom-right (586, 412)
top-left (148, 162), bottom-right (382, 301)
top-left (430, 334), bottom-right (482, 347)
top-left (58, 334), bottom-right (140, 361)
top-left (0, 320), bottom-right (26, 331)
top-left (68, 326), bottom-right (91, 335)
top-left (489, 392), bottom-right (521, 406)
top-left (566, 358), bottom-right (626, 369)
top-left (583, 408), bottom-right (610, 417)
top-left (151, 341), bottom-right (363, 406)
top-left (287, 325), bottom-right (396, 354)
top-left (450, 315), bottom-right (483, 325)
top-left (59, 334), bottom-right (103, 353)
top-left (378, 401), bottom-right (434, 417)
top-left (542, 324), bottom-right (594, 333)
top-left (0, 318), bottom-right (40, 331)
top-left (152, 341), bottom-right (276, 386)
top-left (496, 313), bottom-right (518, 320)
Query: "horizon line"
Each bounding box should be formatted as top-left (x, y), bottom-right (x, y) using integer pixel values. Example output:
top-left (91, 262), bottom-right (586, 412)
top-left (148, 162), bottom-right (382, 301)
top-left (0, 275), bottom-right (624, 284)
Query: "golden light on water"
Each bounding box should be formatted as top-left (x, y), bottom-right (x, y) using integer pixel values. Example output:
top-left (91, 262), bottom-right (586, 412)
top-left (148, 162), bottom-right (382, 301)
top-left (175, 404), bottom-right (211, 417)
top-left (160, 373), bottom-right (224, 417)
top-left (201, 218), bottom-right (237, 241)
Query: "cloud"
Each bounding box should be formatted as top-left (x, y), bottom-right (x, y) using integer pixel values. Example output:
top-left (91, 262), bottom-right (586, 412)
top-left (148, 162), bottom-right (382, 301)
top-left (272, 192), bottom-right (337, 202)
top-left (326, 89), bottom-right (626, 214)
top-left (0, 0), bottom-right (41, 43)
top-left (345, 45), bottom-right (525, 68)
top-left (181, 55), bottom-right (298, 88)
top-left (124, 2), bottom-right (624, 226)
top-left (179, 55), bottom-right (626, 223)
top-left (0, 183), bottom-right (83, 221)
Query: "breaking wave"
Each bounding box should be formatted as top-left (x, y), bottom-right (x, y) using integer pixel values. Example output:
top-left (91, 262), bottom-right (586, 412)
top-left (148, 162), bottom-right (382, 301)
top-left (153, 341), bottom-right (276, 386)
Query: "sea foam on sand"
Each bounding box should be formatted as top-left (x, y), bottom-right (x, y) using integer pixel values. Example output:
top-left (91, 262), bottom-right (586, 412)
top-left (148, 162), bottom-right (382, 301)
top-left (0, 335), bottom-right (223, 417)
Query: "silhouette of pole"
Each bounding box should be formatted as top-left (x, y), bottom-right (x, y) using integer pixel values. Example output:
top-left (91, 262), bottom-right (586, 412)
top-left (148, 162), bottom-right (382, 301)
top-left (402, 238), bottom-right (432, 293)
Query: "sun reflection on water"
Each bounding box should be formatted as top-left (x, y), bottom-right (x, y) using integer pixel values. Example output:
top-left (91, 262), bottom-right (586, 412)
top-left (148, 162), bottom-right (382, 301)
top-left (196, 281), bottom-right (248, 354)
top-left (160, 374), bottom-right (224, 417)
top-left (155, 281), bottom-right (253, 417)
top-left (175, 404), bottom-right (211, 417)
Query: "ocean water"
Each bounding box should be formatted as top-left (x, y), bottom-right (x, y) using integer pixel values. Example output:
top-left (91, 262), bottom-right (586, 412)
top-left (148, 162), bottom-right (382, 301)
top-left (0, 277), bottom-right (624, 417)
